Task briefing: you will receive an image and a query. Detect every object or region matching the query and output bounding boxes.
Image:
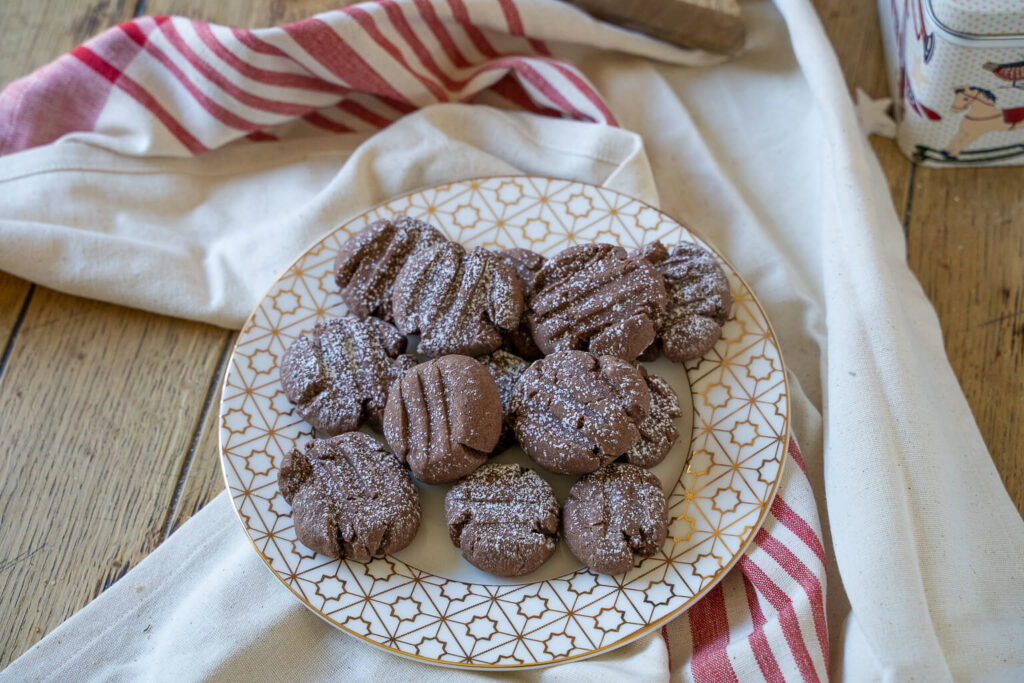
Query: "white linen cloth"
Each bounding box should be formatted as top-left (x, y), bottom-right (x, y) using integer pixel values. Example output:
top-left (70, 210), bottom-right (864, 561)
top-left (0, 0), bottom-right (1022, 681)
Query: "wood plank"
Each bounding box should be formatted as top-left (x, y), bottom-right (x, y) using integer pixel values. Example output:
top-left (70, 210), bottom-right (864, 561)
top-left (0, 289), bottom-right (228, 666)
top-left (0, 274), bottom-right (31, 352)
top-left (907, 167), bottom-right (1024, 513)
top-left (0, 0), bottom-right (136, 88)
top-left (142, 0), bottom-right (352, 26)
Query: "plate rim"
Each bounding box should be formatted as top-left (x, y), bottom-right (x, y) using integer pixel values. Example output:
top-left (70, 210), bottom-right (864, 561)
top-left (217, 174), bottom-right (790, 670)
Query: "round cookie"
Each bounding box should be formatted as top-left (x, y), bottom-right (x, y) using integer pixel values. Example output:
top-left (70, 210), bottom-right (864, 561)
top-left (333, 214), bottom-right (447, 320)
top-left (563, 462), bottom-right (668, 574)
top-left (637, 240), bottom-right (732, 362)
top-left (476, 350), bottom-right (531, 450)
top-left (445, 463), bottom-right (560, 577)
top-left (624, 371), bottom-right (683, 468)
top-left (498, 248), bottom-right (546, 292)
top-left (391, 241), bottom-right (524, 357)
top-left (527, 243), bottom-right (668, 362)
top-left (383, 355), bottom-right (502, 484)
top-left (511, 350), bottom-right (650, 475)
top-left (278, 432), bottom-right (421, 561)
top-left (280, 315), bottom-right (415, 435)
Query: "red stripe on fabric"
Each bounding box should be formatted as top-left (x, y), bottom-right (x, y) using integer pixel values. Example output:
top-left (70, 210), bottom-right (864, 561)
top-left (379, 0), bottom-right (462, 90)
top-left (740, 556), bottom-right (821, 683)
top-left (246, 130), bottom-right (276, 141)
top-left (341, 6), bottom-right (448, 101)
top-left (414, 0), bottom-right (471, 68)
top-left (122, 20), bottom-right (266, 132)
top-left (158, 19), bottom-right (320, 117)
top-left (70, 45), bottom-right (206, 154)
top-left (688, 583), bottom-right (738, 683)
top-left (788, 436), bottom-right (808, 475)
top-left (446, 0), bottom-right (499, 58)
top-left (496, 0), bottom-right (551, 55)
top-left (756, 527), bottom-right (829, 678)
top-left (547, 61), bottom-right (617, 125)
top-left (771, 496), bottom-right (826, 567)
top-left (486, 73), bottom-right (561, 117)
top-left (304, 111), bottom-right (355, 133)
top-left (193, 22), bottom-right (348, 95)
top-left (742, 572), bottom-right (787, 683)
top-left (231, 28), bottom-right (290, 58)
top-left (337, 99), bottom-right (392, 128)
top-left (511, 59), bottom-right (589, 120)
top-left (283, 17), bottom-right (414, 106)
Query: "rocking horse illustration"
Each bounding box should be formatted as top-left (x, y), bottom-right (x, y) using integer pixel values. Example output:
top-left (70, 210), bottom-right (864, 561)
top-left (944, 86), bottom-right (1024, 157)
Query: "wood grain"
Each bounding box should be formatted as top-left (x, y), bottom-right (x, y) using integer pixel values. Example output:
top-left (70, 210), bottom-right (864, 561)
top-left (0, 289), bottom-right (228, 664)
top-left (0, 273), bottom-right (31, 352)
top-left (907, 166), bottom-right (1024, 511)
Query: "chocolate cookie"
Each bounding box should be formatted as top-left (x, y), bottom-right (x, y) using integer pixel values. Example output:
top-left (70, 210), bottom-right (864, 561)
top-left (563, 462), bottom-right (668, 574)
top-left (280, 316), bottom-right (415, 435)
top-left (497, 249), bottom-right (547, 359)
top-left (637, 241), bottom-right (732, 362)
top-left (383, 355), bottom-right (502, 484)
top-left (511, 350), bottom-right (650, 475)
top-left (333, 215), bottom-right (447, 320)
top-left (476, 349), bottom-right (531, 449)
top-left (624, 371), bottom-right (683, 468)
top-left (445, 463), bottom-right (560, 577)
top-left (527, 244), bottom-right (668, 362)
top-left (391, 241), bottom-right (524, 357)
top-left (278, 432), bottom-right (421, 561)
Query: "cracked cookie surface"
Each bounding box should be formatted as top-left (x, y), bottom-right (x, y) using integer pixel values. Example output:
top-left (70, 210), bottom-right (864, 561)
top-left (391, 241), bottom-right (524, 357)
top-left (278, 433), bottom-right (421, 562)
top-left (279, 315), bottom-right (415, 435)
top-left (444, 463), bottom-right (560, 577)
top-left (527, 244), bottom-right (667, 362)
top-left (563, 462), bottom-right (667, 575)
top-left (511, 350), bottom-right (650, 475)
top-left (333, 215), bottom-right (447, 320)
top-left (624, 371), bottom-right (683, 468)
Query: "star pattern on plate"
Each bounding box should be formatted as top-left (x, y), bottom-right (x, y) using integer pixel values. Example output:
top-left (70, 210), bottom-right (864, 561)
top-left (218, 177), bottom-right (788, 668)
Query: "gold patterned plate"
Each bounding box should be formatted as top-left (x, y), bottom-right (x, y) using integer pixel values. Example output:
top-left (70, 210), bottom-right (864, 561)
top-left (219, 176), bottom-right (789, 669)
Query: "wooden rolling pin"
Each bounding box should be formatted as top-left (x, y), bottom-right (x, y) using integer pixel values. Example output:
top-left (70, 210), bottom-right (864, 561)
top-left (564, 0), bottom-right (746, 55)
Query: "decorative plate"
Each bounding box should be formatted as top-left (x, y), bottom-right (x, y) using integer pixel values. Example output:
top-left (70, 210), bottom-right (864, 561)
top-left (219, 176), bottom-right (789, 669)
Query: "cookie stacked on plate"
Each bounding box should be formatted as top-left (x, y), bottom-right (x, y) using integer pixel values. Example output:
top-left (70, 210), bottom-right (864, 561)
top-left (277, 215), bottom-right (732, 577)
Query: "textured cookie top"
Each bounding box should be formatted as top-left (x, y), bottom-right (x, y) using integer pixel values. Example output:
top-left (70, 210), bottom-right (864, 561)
top-left (625, 372), bottom-right (683, 468)
top-left (638, 241), bottom-right (732, 362)
top-left (444, 463), bottom-right (560, 577)
top-left (498, 248), bottom-right (547, 293)
top-left (512, 350), bottom-right (650, 475)
top-left (333, 215), bottom-right (447, 320)
top-left (278, 433), bottom-right (421, 562)
top-left (527, 243), bottom-right (668, 362)
top-left (383, 355), bottom-right (502, 484)
top-left (476, 350), bottom-right (531, 442)
top-left (563, 462), bottom-right (668, 575)
top-left (391, 242), bottom-right (524, 357)
top-left (279, 316), bottom-right (415, 435)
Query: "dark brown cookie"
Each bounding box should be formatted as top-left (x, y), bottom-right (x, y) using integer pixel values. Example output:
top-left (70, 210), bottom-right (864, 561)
top-left (527, 244), bottom-right (668, 362)
top-left (637, 240), bottom-right (732, 362)
top-left (511, 350), bottom-right (650, 475)
top-left (624, 372), bottom-right (683, 468)
top-left (278, 432), bottom-right (421, 562)
top-left (383, 355), bottom-right (502, 484)
top-left (475, 350), bottom-right (531, 450)
top-left (391, 241), bottom-right (524, 357)
top-left (280, 316), bottom-right (415, 435)
top-left (333, 215), bottom-right (447, 320)
top-left (496, 249), bottom-right (547, 360)
top-left (563, 462), bottom-right (668, 574)
top-left (444, 463), bottom-right (560, 577)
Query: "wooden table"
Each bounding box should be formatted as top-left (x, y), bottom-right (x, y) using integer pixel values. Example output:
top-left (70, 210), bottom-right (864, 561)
top-left (1, 0), bottom-right (1021, 668)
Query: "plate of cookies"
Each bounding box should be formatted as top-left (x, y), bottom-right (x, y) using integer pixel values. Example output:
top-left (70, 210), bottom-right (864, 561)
top-left (219, 176), bottom-right (789, 669)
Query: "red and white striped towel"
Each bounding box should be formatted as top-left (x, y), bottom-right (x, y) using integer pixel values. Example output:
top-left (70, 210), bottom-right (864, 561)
top-left (0, 3), bottom-right (827, 680)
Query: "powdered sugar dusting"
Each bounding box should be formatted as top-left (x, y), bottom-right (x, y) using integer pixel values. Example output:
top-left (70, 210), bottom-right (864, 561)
top-left (624, 373), bottom-right (683, 468)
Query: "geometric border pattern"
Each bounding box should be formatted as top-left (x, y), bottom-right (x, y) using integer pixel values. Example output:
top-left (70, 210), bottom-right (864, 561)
top-left (219, 176), bottom-right (789, 669)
